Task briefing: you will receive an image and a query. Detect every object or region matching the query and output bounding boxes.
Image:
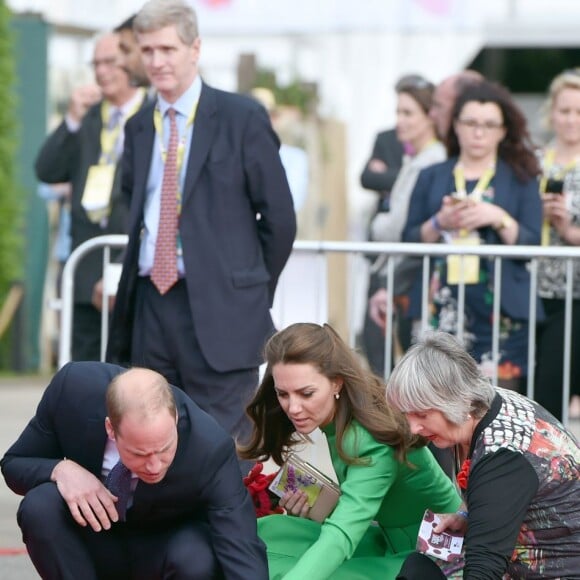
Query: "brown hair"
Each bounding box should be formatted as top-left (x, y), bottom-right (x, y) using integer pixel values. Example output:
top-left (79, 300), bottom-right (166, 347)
top-left (396, 74), bottom-right (435, 114)
top-left (238, 323), bottom-right (423, 465)
top-left (446, 80), bottom-right (540, 181)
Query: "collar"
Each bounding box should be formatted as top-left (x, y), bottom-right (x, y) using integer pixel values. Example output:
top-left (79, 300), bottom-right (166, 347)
top-left (117, 87), bottom-right (146, 118)
top-left (157, 75), bottom-right (202, 119)
top-left (321, 421), bottom-right (336, 436)
top-left (468, 391), bottom-right (502, 458)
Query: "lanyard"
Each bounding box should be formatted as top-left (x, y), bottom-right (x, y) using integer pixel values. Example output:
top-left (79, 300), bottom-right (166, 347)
top-left (153, 100), bottom-right (199, 175)
top-left (539, 147), bottom-right (576, 194)
top-left (99, 88), bottom-right (146, 164)
top-left (453, 163), bottom-right (495, 202)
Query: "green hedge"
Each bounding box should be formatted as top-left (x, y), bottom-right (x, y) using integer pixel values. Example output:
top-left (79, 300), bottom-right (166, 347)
top-left (0, 1), bottom-right (23, 360)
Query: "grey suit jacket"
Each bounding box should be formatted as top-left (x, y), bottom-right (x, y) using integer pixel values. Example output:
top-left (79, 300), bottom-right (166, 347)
top-left (35, 97), bottom-right (146, 303)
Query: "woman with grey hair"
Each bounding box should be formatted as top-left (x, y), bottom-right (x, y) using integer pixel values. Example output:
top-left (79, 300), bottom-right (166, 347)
top-left (387, 331), bottom-right (580, 579)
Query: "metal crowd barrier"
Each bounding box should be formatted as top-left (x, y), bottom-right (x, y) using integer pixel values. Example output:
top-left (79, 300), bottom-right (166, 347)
top-left (59, 235), bottom-right (580, 425)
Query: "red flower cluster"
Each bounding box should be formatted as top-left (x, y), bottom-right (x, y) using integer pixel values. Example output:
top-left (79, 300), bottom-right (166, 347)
top-left (456, 459), bottom-right (471, 490)
top-left (243, 463), bottom-right (285, 518)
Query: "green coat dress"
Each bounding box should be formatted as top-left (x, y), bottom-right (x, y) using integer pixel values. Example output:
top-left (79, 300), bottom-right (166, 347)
top-left (258, 421), bottom-right (461, 580)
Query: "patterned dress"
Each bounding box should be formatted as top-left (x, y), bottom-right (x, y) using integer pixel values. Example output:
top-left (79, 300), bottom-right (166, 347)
top-left (428, 179), bottom-right (528, 380)
top-left (535, 150), bottom-right (580, 417)
top-left (464, 388), bottom-right (580, 578)
top-left (537, 154), bottom-right (580, 299)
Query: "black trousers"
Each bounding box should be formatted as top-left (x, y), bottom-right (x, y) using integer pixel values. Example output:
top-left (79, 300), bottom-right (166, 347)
top-left (535, 297), bottom-right (580, 420)
top-left (72, 303), bottom-right (103, 361)
top-left (18, 483), bottom-right (221, 580)
top-left (396, 553), bottom-right (446, 579)
top-left (131, 278), bottom-right (257, 464)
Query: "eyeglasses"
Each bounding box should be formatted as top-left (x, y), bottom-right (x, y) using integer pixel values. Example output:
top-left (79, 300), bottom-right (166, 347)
top-left (457, 118), bottom-right (504, 132)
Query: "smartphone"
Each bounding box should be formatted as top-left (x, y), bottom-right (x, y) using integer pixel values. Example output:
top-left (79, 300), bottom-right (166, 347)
top-left (545, 178), bottom-right (564, 195)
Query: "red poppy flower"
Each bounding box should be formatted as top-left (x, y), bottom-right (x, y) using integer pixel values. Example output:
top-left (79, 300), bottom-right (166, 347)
top-left (457, 459), bottom-right (471, 490)
top-left (243, 462), bottom-right (284, 518)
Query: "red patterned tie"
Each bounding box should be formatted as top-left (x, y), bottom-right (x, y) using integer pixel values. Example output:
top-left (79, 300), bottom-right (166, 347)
top-left (151, 107), bottom-right (179, 294)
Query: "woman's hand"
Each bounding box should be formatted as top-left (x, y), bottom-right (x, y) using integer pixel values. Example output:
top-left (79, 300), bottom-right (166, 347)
top-left (279, 489), bottom-right (310, 518)
top-left (369, 288), bottom-right (389, 333)
top-left (455, 200), bottom-right (504, 231)
top-left (543, 194), bottom-right (572, 239)
top-left (433, 511), bottom-right (468, 535)
top-left (436, 195), bottom-right (465, 231)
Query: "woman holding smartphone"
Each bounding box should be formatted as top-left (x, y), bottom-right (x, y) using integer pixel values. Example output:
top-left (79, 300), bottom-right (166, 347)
top-left (402, 80), bottom-right (542, 391)
top-left (535, 69), bottom-right (580, 421)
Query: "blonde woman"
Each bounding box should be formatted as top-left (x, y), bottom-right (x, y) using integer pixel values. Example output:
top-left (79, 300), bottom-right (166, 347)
top-left (535, 69), bottom-right (580, 421)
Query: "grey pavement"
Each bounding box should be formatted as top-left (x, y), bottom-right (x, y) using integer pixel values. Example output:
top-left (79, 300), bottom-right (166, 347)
top-left (0, 373), bottom-right (578, 580)
top-left (0, 374), bottom-right (48, 579)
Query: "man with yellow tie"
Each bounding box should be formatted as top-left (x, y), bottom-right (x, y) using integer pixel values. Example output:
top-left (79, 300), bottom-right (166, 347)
top-left (35, 32), bottom-right (147, 361)
top-left (106, 0), bottom-right (296, 455)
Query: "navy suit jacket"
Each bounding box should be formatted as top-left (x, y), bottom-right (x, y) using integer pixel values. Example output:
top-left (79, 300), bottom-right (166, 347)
top-left (403, 157), bottom-right (544, 321)
top-left (360, 128), bottom-right (404, 194)
top-left (0, 362), bottom-right (268, 579)
top-left (106, 82), bottom-right (296, 371)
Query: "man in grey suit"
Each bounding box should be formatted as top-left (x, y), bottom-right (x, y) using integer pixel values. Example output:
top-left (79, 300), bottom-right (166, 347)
top-left (106, 0), bottom-right (296, 450)
top-left (35, 32), bottom-right (147, 361)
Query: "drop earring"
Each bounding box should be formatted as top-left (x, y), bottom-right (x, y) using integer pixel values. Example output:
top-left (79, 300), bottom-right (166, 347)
top-left (334, 392), bottom-right (340, 400)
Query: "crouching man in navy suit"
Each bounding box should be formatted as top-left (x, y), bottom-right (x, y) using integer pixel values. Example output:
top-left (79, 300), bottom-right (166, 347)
top-left (1, 362), bottom-right (268, 579)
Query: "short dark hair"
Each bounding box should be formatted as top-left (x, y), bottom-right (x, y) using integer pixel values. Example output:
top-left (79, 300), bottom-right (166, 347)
top-left (114, 14), bottom-right (136, 33)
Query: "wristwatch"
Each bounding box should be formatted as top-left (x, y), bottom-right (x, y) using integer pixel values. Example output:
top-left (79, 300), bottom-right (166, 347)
top-left (495, 212), bottom-right (514, 231)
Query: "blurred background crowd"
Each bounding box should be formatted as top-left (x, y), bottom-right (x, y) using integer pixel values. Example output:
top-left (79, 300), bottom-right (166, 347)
top-left (0, 0), bottom-right (579, 421)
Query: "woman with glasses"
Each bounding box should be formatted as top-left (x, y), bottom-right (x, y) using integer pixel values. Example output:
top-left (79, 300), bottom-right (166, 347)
top-left (402, 80), bottom-right (543, 391)
top-left (535, 69), bottom-right (580, 421)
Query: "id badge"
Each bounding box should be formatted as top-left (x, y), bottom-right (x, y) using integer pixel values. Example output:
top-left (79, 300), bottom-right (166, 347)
top-left (447, 237), bottom-right (480, 285)
top-left (81, 164), bottom-right (115, 212)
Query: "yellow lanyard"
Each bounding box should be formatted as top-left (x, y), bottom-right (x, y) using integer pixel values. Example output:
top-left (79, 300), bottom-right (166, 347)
top-left (153, 100), bottom-right (199, 176)
top-left (99, 89), bottom-right (146, 164)
top-left (539, 148), bottom-right (576, 194)
top-left (453, 163), bottom-right (495, 202)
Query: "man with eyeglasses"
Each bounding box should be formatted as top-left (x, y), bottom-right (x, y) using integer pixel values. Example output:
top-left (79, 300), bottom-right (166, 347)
top-left (35, 32), bottom-right (148, 361)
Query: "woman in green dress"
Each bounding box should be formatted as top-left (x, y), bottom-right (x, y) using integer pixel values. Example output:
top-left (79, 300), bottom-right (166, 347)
top-left (239, 323), bottom-right (461, 579)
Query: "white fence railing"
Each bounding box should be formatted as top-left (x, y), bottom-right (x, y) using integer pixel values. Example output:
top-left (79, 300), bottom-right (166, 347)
top-left (59, 235), bottom-right (580, 425)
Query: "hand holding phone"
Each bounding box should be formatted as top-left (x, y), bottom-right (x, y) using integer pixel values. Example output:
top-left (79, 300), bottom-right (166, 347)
top-left (545, 178), bottom-right (564, 195)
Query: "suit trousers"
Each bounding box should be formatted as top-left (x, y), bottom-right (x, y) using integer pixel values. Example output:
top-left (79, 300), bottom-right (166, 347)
top-left (73, 303), bottom-right (103, 361)
top-left (131, 278), bottom-right (258, 447)
top-left (17, 483), bottom-right (221, 580)
top-left (396, 552), bottom-right (446, 579)
top-left (534, 297), bottom-right (580, 420)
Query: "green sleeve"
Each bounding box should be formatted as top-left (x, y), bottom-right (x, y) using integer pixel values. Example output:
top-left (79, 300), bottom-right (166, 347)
top-left (283, 425), bottom-right (398, 580)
